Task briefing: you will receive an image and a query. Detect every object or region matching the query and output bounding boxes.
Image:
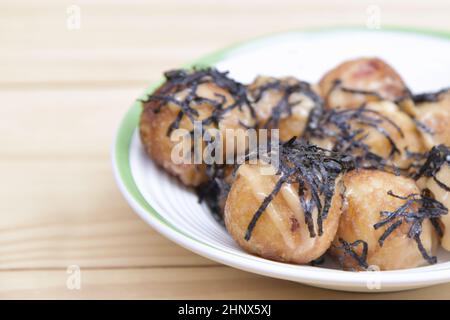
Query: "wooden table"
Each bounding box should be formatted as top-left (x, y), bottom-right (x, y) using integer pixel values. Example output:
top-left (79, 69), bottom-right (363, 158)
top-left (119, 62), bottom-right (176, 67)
top-left (1, 0), bottom-right (450, 299)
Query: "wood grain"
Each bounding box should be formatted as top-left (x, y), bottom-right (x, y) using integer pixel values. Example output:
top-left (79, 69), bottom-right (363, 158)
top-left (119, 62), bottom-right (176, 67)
top-left (1, 0), bottom-right (450, 299)
top-left (2, 0), bottom-right (450, 85)
top-left (3, 267), bottom-right (450, 300)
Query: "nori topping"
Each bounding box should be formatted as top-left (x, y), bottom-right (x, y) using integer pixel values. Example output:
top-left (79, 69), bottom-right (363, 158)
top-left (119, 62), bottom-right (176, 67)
top-left (196, 163), bottom-right (233, 223)
top-left (141, 67), bottom-right (255, 136)
top-left (141, 68), bottom-right (255, 223)
top-left (250, 78), bottom-right (323, 134)
top-left (304, 104), bottom-right (404, 173)
top-left (408, 87), bottom-right (450, 135)
top-left (309, 255), bottom-right (326, 266)
top-left (244, 138), bottom-right (354, 241)
top-left (326, 79), bottom-right (411, 104)
top-left (373, 190), bottom-right (448, 264)
top-left (413, 144), bottom-right (450, 192)
top-left (412, 118), bottom-right (435, 135)
top-left (412, 87), bottom-right (450, 104)
top-left (334, 238), bottom-right (369, 269)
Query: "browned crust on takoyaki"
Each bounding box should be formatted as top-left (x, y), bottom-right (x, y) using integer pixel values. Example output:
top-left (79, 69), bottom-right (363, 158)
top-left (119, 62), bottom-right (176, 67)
top-left (247, 76), bottom-right (322, 141)
top-left (224, 162), bottom-right (344, 264)
top-left (319, 57), bottom-right (409, 110)
top-left (139, 69), bottom-right (255, 187)
top-left (140, 92), bottom-right (208, 186)
top-left (330, 169), bottom-right (438, 270)
top-left (410, 89), bottom-right (450, 148)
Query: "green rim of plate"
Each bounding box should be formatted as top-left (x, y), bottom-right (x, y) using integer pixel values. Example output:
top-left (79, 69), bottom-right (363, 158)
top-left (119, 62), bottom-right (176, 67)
top-left (114, 26), bottom-right (450, 249)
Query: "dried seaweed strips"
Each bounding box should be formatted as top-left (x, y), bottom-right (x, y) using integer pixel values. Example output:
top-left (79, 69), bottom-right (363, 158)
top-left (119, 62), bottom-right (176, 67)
top-left (244, 139), bottom-right (354, 241)
top-left (141, 67), bottom-right (255, 136)
top-left (373, 190), bottom-right (448, 264)
top-left (408, 87), bottom-right (450, 136)
top-left (141, 68), bottom-right (255, 222)
top-left (412, 87), bottom-right (450, 104)
top-left (196, 163), bottom-right (233, 223)
top-left (309, 255), bottom-right (326, 266)
top-left (412, 118), bottom-right (435, 136)
top-left (325, 79), bottom-right (411, 104)
top-left (304, 104), bottom-right (403, 173)
top-left (334, 238), bottom-right (369, 269)
top-left (413, 144), bottom-right (450, 192)
top-left (250, 78), bottom-right (323, 134)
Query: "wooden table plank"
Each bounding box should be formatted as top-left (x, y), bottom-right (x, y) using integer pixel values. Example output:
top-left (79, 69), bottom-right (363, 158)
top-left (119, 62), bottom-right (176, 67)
top-left (0, 88), bottom-right (218, 270)
top-left (0, 88), bottom-right (143, 157)
top-left (0, 158), bottom-right (216, 269)
top-left (0, 87), bottom-right (217, 269)
top-left (2, 266), bottom-right (450, 299)
top-left (1, 0), bottom-right (449, 85)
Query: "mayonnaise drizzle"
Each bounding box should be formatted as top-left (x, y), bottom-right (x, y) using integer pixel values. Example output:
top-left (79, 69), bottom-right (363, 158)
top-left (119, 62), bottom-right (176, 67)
top-left (238, 164), bottom-right (297, 251)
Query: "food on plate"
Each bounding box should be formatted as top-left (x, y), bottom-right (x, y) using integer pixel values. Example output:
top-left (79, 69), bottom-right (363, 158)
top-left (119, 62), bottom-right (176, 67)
top-left (304, 100), bottom-right (425, 170)
top-left (139, 68), bottom-right (255, 186)
top-left (330, 169), bottom-right (444, 270)
top-left (224, 140), bottom-right (352, 264)
top-left (319, 57), bottom-right (409, 110)
top-left (139, 58), bottom-right (450, 271)
top-left (414, 145), bottom-right (450, 250)
top-left (404, 88), bottom-right (450, 149)
top-left (196, 163), bottom-right (235, 220)
top-left (247, 76), bottom-right (323, 141)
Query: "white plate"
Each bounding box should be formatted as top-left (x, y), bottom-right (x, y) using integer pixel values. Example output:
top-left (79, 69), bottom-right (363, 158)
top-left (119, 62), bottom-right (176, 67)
top-left (113, 27), bottom-right (450, 292)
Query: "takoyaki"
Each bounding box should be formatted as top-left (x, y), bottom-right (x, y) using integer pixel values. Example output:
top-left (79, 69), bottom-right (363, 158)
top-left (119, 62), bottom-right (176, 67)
top-left (319, 57), bottom-right (409, 110)
top-left (247, 76), bottom-right (322, 141)
top-left (304, 100), bottom-right (425, 170)
top-left (138, 58), bottom-right (450, 273)
top-left (331, 169), bottom-right (442, 270)
top-left (407, 88), bottom-right (450, 149)
top-left (224, 141), bottom-right (351, 264)
top-left (139, 68), bottom-right (255, 186)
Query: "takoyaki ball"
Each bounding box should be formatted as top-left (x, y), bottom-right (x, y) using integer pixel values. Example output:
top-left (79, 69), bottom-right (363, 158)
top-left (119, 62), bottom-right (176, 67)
top-left (319, 57), bottom-right (409, 110)
top-left (354, 101), bottom-right (425, 168)
top-left (415, 145), bottom-right (450, 250)
top-left (331, 169), bottom-right (439, 271)
top-left (225, 163), bottom-right (343, 264)
top-left (305, 101), bottom-right (425, 170)
top-left (224, 142), bottom-right (349, 264)
top-left (248, 76), bottom-right (322, 141)
top-left (409, 88), bottom-right (450, 149)
top-left (140, 68), bottom-right (255, 186)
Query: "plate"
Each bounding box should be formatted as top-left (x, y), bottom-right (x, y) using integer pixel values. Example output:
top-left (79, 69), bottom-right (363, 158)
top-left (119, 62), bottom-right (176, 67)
top-left (113, 27), bottom-right (450, 292)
